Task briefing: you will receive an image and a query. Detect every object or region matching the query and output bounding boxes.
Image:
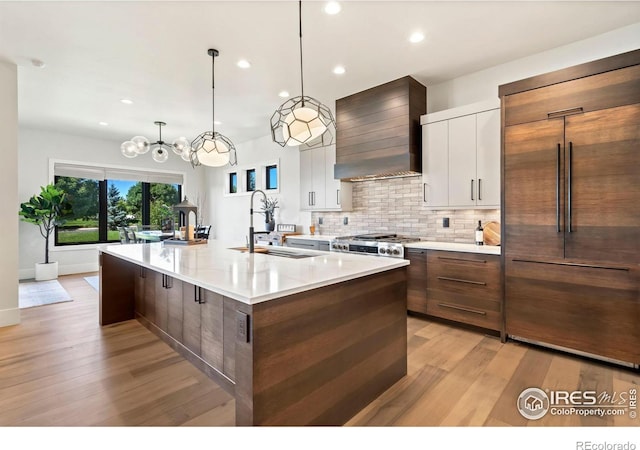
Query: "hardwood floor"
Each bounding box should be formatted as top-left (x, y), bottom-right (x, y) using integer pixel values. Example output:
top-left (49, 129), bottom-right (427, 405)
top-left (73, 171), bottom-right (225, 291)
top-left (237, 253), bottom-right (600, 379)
top-left (1, 273), bottom-right (637, 426)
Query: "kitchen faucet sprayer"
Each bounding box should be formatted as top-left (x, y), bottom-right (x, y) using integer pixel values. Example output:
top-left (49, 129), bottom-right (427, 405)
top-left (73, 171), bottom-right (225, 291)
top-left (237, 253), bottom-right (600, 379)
top-left (249, 190), bottom-right (267, 253)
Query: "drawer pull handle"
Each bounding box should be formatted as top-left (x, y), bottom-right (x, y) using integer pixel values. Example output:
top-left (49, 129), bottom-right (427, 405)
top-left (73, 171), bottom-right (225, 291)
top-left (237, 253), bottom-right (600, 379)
top-left (437, 256), bottom-right (487, 264)
top-left (511, 259), bottom-right (630, 271)
top-left (547, 107), bottom-right (583, 119)
top-left (438, 302), bottom-right (487, 316)
top-left (437, 276), bottom-right (486, 286)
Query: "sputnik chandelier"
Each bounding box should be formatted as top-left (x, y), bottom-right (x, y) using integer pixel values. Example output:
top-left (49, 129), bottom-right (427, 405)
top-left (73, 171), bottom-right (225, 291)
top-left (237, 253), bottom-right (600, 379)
top-left (121, 121), bottom-right (191, 163)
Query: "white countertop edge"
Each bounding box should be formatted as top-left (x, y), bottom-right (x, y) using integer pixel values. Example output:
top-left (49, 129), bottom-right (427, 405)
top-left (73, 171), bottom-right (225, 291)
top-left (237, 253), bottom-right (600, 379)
top-left (405, 241), bottom-right (501, 255)
top-left (99, 245), bottom-right (408, 305)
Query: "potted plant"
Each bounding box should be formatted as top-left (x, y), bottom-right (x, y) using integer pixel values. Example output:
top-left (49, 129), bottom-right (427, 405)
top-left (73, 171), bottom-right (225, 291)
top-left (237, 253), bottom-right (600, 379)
top-left (19, 183), bottom-right (73, 281)
top-left (259, 197), bottom-right (279, 232)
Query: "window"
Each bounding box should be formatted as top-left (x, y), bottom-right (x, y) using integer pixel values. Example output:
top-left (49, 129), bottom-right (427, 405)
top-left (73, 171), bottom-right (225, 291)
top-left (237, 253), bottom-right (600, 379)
top-left (265, 165), bottom-right (278, 190)
top-left (53, 164), bottom-right (183, 245)
top-left (246, 169), bottom-right (256, 192)
top-left (229, 172), bottom-right (238, 193)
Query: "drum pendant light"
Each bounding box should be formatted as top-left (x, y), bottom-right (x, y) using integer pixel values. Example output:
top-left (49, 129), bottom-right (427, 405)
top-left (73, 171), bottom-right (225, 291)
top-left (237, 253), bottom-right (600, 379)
top-left (189, 49), bottom-right (238, 167)
top-left (270, 1), bottom-right (336, 148)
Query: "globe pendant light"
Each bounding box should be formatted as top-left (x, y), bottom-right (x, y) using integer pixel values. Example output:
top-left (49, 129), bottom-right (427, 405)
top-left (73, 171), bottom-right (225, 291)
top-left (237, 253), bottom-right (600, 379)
top-left (189, 49), bottom-right (238, 168)
top-left (120, 121), bottom-right (192, 163)
top-left (270, 1), bottom-right (336, 148)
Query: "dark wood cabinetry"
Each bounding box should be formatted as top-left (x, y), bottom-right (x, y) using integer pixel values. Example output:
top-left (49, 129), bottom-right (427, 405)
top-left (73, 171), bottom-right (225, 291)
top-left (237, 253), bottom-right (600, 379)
top-left (426, 251), bottom-right (502, 332)
top-left (500, 49), bottom-right (640, 366)
top-left (405, 248), bottom-right (502, 334)
top-left (405, 249), bottom-right (428, 314)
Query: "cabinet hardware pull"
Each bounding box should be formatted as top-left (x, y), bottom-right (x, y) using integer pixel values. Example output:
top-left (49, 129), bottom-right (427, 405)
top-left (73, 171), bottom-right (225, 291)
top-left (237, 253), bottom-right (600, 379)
top-left (308, 192), bottom-right (312, 207)
top-left (407, 249), bottom-right (427, 254)
top-left (337, 189), bottom-right (340, 205)
top-left (161, 274), bottom-right (166, 288)
top-left (478, 179), bottom-right (482, 201)
top-left (438, 302), bottom-right (487, 316)
top-left (165, 275), bottom-right (172, 289)
top-left (511, 259), bottom-right (630, 271)
top-left (437, 276), bottom-right (486, 286)
top-left (194, 286), bottom-right (205, 304)
top-left (313, 191), bottom-right (316, 206)
top-left (471, 179), bottom-right (475, 201)
top-left (568, 142), bottom-right (573, 233)
top-left (547, 107), bottom-right (583, 119)
top-left (423, 183), bottom-right (427, 203)
top-left (437, 256), bottom-right (487, 264)
top-left (556, 143), bottom-right (561, 233)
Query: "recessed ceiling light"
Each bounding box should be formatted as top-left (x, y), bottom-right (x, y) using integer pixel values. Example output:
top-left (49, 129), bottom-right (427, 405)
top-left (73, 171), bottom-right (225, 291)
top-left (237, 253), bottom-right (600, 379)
top-left (237, 60), bottom-right (251, 69)
top-left (99, 122), bottom-right (109, 126)
top-left (409, 32), bottom-right (425, 44)
top-left (333, 65), bottom-right (346, 75)
top-left (120, 98), bottom-right (133, 105)
top-left (324, 1), bottom-right (341, 15)
top-left (278, 91), bottom-right (290, 98)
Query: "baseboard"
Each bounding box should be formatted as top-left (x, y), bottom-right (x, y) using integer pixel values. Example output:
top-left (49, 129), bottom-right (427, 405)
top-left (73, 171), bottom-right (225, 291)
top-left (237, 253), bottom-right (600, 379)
top-left (19, 262), bottom-right (99, 280)
top-left (0, 307), bottom-right (20, 328)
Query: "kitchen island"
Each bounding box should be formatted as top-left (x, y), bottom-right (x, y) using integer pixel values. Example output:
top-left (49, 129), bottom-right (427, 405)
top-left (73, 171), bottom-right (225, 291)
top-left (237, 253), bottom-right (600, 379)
top-left (99, 241), bottom-right (408, 426)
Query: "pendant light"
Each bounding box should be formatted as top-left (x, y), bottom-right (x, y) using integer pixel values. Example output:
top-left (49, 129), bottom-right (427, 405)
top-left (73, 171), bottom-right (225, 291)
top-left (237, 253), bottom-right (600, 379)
top-left (121, 121), bottom-right (191, 163)
top-left (189, 49), bottom-right (237, 167)
top-left (270, 1), bottom-right (336, 148)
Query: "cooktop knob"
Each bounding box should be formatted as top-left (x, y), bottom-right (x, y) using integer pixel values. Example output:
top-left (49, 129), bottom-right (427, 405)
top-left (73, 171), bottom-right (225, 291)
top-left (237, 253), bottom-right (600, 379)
top-left (379, 248), bottom-right (387, 254)
top-left (392, 249), bottom-right (400, 255)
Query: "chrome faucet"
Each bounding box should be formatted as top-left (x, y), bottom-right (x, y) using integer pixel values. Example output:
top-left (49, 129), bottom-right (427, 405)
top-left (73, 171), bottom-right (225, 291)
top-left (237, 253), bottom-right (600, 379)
top-left (249, 189), bottom-right (267, 253)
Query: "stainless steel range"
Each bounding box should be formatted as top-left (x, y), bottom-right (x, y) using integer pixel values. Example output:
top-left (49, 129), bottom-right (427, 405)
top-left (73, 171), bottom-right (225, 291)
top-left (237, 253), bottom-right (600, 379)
top-left (330, 233), bottom-right (420, 259)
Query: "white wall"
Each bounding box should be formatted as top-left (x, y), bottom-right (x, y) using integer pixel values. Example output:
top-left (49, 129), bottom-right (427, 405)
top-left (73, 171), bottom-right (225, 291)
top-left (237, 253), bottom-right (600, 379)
top-left (0, 61), bottom-right (20, 326)
top-left (427, 22), bottom-right (640, 112)
top-left (207, 135), bottom-right (310, 245)
top-left (18, 127), bottom-right (206, 279)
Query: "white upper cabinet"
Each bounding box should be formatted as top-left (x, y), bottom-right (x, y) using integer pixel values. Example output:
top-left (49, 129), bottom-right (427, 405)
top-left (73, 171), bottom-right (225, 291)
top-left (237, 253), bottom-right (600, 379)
top-left (475, 108), bottom-right (500, 207)
top-left (300, 145), bottom-right (352, 211)
top-left (421, 99), bottom-right (500, 209)
top-left (422, 120), bottom-right (449, 208)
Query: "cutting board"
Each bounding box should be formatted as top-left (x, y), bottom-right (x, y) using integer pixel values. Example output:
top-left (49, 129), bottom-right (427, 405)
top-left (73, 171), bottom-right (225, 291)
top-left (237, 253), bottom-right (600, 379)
top-left (483, 221), bottom-right (501, 246)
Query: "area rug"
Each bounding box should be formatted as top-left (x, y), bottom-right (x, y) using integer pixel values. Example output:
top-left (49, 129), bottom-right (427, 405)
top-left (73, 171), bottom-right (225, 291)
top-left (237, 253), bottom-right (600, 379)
top-left (84, 276), bottom-right (99, 291)
top-left (19, 280), bottom-right (72, 309)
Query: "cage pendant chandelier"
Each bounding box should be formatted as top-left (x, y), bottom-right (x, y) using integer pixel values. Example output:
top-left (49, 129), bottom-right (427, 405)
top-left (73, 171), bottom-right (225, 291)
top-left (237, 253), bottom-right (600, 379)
top-left (189, 49), bottom-right (238, 168)
top-left (270, 1), bottom-right (336, 148)
top-left (121, 121), bottom-right (192, 163)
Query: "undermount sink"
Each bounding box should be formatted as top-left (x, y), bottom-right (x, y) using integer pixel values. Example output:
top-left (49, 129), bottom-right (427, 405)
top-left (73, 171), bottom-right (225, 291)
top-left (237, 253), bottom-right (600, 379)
top-left (228, 247), bottom-right (316, 259)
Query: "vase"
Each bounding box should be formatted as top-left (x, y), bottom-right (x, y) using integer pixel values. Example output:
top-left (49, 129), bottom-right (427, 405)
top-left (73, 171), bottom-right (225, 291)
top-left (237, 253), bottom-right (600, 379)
top-left (266, 219), bottom-right (275, 232)
top-left (35, 261), bottom-right (58, 281)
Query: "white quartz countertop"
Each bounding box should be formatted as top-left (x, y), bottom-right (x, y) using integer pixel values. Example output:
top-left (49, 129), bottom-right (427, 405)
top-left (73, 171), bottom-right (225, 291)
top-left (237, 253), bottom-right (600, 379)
top-left (100, 240), bottom-right (408, 305)
top-left (405, 241), bottom-right (501, 255)
top-left (284, 234), bottom-right (336, 242)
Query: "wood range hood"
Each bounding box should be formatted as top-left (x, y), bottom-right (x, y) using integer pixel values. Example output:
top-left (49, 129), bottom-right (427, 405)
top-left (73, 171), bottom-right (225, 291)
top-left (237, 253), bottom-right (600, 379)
top-left (334, 76), bottom-right (427, 181)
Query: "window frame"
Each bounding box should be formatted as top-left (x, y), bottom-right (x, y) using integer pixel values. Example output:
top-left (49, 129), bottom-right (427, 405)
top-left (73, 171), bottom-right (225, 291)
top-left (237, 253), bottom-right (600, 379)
top-left (49, 159), bottom-right (186, 248)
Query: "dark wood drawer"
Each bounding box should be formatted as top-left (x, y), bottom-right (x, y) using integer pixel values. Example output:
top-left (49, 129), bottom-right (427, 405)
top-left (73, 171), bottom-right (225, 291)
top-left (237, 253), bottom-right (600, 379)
top-left (426, 250), bottom-right (502, 331)
top-left (505, 258), bottom-right (639, 365)
top-left (504, 64), bottom-right (640, 126)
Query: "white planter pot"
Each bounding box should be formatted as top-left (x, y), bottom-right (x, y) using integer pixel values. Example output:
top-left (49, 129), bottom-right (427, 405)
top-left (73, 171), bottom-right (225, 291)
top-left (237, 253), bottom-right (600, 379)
top-left (35, 261), bottom-right (58, 281)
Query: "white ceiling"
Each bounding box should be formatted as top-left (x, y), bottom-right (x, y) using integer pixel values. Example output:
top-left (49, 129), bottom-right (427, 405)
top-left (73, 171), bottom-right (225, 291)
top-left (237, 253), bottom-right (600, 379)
top-left (1, 1), bottom-right (639, 147)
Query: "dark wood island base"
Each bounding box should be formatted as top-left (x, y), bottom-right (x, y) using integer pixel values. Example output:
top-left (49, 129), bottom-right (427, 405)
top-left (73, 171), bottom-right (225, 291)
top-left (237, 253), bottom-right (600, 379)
top-left (99, 252), bottom-right (407, 426)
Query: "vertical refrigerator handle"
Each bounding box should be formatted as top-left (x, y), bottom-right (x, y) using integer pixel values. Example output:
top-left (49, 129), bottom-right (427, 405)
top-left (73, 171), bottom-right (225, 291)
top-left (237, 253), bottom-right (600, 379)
top-left (556, 144), bottom-right (561, 232)
top-left (568, 142), bottom-right (573, 233)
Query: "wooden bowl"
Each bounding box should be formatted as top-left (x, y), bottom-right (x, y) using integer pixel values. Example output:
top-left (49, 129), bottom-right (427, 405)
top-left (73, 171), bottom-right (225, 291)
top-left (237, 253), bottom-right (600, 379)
top-left (483, 221), bottom-right (501, 246)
